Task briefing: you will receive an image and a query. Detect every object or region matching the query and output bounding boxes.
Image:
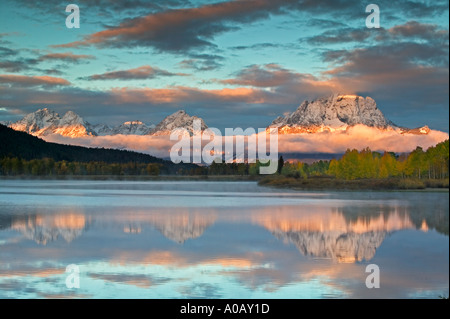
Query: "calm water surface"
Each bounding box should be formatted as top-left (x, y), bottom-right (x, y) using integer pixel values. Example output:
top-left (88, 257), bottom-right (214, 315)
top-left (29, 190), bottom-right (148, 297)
top-left (0, 180), bottom-right (448, 299)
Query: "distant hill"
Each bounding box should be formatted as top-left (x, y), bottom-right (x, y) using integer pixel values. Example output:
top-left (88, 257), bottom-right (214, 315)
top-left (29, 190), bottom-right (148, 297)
top-left (0, 124), bottom-right (196, 174)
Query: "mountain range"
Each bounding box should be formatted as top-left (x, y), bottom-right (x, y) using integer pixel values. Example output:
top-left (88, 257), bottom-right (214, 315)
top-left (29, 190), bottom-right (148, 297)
top-left (4, 108), bottom-right (205, 138)
top-left (4, 94), bottom-right (431, 138)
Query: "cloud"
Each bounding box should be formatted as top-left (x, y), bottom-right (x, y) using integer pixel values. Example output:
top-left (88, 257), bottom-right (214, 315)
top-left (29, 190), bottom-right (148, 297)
top-left (42, 126), bottom-right (449, 160)
top-left (277, 125), bottom-right (449, 154)
top-left (387, 21), bottom-right (449, 41)
top-left (229, 42), bottom-right (289, 51)
top-left (220, 64), bottom-right (311, 88)
top-left (0, 46), bottom-right (18, 57)
top-left (38, 52), bottom-right (95, 63)
top-left (178, 54), bottom-right (224, 71)
top-left (108, 86), bottom-right (273, 104)
top-left (306, 28), bottom-right (375, 45)
top-left (9, 0), bottom-right (192, 17)
top-left (52, 0), bottom-right (315, 53)
top-left (321, 42), bottom-right (449, 105)
top-left (306, 21), bottom-right (449, 46)
top-left (217, 64), bottom-right (338, 104)
top-left (0, 58), bottom-right (39, 72)
top-left (85, 65), bottom-right (188, 80)
top-left (0, 74), bottom-right (71, 87)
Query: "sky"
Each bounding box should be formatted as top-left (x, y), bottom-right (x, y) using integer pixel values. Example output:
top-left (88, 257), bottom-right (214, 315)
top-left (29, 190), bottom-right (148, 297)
top-left (0, 0), bottom-right (448, 132)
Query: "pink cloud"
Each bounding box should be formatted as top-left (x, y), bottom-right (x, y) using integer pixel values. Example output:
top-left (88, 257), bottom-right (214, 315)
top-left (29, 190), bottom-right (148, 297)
top-left (0, 74), bottom-right (71, 87)
top-left (42, 126), bottom-right (448, 161)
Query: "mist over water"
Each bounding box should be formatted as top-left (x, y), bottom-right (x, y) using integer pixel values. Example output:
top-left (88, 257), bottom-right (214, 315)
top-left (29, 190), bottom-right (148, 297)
top-left (0, 181), bottom-right (448, 299)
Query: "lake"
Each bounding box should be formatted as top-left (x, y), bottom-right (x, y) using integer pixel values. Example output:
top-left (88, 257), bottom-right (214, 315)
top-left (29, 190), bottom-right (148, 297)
top-left (0, 180), bottom-right (448, 299)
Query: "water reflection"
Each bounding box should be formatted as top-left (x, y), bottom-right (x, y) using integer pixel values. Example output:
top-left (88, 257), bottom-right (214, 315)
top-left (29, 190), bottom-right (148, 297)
top-left (5, 205), bottom-right (429, 262)
top-left (253, 207), bottom-right (416, 263)
top-left (10, 213), bottom-right (88, 245)
top-left (0, 181), bottom-right (448, 298)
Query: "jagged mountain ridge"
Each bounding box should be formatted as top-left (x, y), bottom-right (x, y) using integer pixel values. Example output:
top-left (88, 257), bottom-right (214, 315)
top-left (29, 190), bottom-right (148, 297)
top-left (151, 110), bottom-right (208, 136)
top-left (6, 108), bottom-right (207, 138)
top-left (9, 108), bottom-right (97, 138)
top-left (6, 94), bottom-right (433, 138)
top-left (269, 94), bottom-right (430, 135)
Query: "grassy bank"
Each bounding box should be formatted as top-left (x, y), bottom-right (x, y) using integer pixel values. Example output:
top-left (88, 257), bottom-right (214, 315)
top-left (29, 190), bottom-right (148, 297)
top-left (258, 176), bottom-right (449, 190)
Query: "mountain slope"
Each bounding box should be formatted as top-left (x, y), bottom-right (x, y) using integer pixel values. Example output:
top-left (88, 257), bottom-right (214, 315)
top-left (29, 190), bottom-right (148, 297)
top-left (150, 110), bottom-right (208, 136)
top-left (112, 121), bottom-right (155, 135)
top-left (269, 94), bottom-right (430, 135)
top-left (0, 124), bottom-right (196, 173)
top-left (9, 108), bottom-right (96, 137)
top-left (9, 108), bottom-right (208, 138)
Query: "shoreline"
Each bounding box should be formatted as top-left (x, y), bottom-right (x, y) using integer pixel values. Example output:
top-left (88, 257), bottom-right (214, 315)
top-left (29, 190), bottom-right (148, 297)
top-left (1, 175), bottom-right (449, 191)
top-left (0, 175), bottom-right (260, 182)
top-left (258, 176), bottom-right (449, 191)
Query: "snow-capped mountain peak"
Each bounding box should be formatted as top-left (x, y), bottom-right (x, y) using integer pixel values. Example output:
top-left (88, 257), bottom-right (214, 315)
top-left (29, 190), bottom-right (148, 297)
top-left (150, 110), bottom-right (208, 136)
top-left (10, 108), bottom-right (61, 136)
top-left (269, 94), bottom-right (428, 135)
top-left (8, 108), bottom-right (161, 137)
top-left (8, 108), bottom-right (96, 138)
top-left (112, 120), bottom-right (155, 135)
top-left (53, 110), bottom-right (96, 138)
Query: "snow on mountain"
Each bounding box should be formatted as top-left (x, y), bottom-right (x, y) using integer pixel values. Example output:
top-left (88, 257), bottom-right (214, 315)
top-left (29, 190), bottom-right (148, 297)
top-left (8, 100), bottom-right (432, 140)
top-left (112, 121), bottom-right (155, 135)
top-left (91, 123), bottom-right (112, 136)
top-left (149, 110), bottom-right (208, 136)
top-left (8, 108), bottom-right (157, 138)
top-left (8, 108), bottom-right (96, 138)
top-left (10, 108), bottom-right (61, 136)
top-left (52, 110), bottom-right (97, 138)
top-left (269, 94), bottom-right (430, 135)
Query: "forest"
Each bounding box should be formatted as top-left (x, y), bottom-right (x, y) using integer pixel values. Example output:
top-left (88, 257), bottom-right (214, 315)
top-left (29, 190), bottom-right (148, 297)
top-left (0, 124), bottom-right (196, 175)
top-left (0, 124), bottom-right (448, 184)
top-left (283, 139), bottom-right (449, 180)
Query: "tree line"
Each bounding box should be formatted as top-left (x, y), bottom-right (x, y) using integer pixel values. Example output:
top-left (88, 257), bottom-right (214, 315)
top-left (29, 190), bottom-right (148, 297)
top-left (0, 158), bottom-right (161, 176)
top-left (326, 140), bottom-right (448, 180)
